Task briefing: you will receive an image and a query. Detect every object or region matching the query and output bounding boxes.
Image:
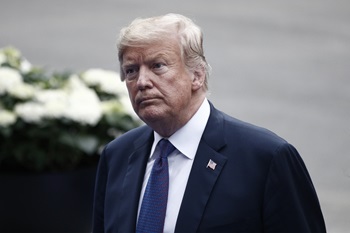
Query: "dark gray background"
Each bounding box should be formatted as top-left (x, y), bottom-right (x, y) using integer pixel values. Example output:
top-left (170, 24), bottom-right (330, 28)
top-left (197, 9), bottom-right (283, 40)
top-left (1, 0), bottom-right (349, 232)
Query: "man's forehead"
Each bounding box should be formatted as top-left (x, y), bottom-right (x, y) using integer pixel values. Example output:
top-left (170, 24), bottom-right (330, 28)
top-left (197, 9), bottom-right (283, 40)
top-left (122, 42), bottom-right (181, 64)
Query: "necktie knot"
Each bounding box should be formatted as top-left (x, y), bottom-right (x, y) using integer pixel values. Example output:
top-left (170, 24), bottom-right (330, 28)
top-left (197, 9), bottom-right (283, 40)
top-left (158, 139), bottom-right (176, 158)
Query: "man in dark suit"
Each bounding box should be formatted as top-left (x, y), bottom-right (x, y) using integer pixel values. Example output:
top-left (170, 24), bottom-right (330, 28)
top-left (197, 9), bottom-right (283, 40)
top-left (93, 13), bottom-right (326, 232)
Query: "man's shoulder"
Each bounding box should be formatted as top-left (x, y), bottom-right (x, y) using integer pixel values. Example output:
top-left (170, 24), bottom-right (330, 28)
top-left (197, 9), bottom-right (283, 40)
top-left (212, 108), bottom-right (298, 164)
top-left (212, 107), bottom-right (288, 148)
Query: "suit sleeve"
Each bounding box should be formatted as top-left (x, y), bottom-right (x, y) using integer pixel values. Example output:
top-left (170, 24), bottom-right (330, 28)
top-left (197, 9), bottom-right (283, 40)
top-left (263, 143), bottom-right (326, 232)
top-left (92, 147), bottom-right (108, 233)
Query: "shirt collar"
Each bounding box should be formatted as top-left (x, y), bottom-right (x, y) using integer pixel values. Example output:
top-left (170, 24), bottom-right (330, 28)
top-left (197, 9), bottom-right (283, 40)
top-left (151, 98), bottom-right (210, 160)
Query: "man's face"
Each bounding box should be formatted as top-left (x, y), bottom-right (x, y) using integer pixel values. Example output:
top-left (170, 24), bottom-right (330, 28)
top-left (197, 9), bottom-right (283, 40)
top-left (121, 36), bottom-right (196, 129)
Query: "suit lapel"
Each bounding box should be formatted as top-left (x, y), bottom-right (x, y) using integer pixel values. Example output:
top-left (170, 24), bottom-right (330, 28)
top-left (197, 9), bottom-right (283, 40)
top-left (118, 128), bottom-right (153, 232)
top-left (175, 104), bottom-right (228, 232)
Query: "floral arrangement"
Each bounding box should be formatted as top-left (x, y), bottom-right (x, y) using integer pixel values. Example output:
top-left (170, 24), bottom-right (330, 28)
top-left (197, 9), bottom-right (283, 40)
top-left (0, 47), bottom-right (140, 172)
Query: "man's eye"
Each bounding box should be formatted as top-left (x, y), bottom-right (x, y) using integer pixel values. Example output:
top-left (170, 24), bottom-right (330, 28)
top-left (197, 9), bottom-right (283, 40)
top-left (125, 67), bottom-right (136, 74)
top-left (124, 66), bottom-right (139, 79)
top-left (153, 63), bottom-right (165, 69)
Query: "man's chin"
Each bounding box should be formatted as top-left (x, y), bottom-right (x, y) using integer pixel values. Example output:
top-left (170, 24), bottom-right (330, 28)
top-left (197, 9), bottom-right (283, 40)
top-left (138, 107), bottom-right (164, 124)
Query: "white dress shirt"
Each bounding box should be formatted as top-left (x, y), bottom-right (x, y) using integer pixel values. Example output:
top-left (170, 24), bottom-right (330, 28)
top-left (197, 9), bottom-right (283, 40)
top-left (137, 98), bottom-right (211, 233)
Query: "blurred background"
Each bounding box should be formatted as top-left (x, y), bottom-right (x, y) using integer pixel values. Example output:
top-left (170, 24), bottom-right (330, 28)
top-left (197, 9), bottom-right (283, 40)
top-left (1, 0), bottom-right (349, 232)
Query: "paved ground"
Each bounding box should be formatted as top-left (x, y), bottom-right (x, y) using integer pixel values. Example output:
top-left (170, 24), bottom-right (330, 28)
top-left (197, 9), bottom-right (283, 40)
top-left (1, 0), bottom-right (350, 232)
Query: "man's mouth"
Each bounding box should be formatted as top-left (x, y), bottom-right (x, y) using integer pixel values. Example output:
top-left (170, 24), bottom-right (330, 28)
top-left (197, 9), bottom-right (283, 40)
top-left (137, 97), bottom-right (160, 105)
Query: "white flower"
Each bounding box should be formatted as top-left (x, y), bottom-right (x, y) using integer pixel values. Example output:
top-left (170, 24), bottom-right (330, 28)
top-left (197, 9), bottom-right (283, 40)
top-left (0, 53), bottom-right (6, 65)
top-left (101, 100), bottom-right (121, 113)
top-left (15, 102), bottom-right (46, 123)
top-left (101, 96), bottom-right (137, 120)
top-left (81, 69), bottom-right (128, 96)
top-left (8, 82), bottom-right (36, 99)
top-left (64, 87), bottom-right (102, 125)
top-left (0, 67), bottom-right (23, 95)
top-left (33, 77), bottom-right (102, 125)
top-left (35, 89), bottom-right (68, 119)
top-left (80, 69), bottom-right (103, 86)
top-left (56, 75), bottom-right (102, 125)
top-left (119, 95), bottom-right (138, 119)
top-left (20, 58), bottom-right (32, 74)
top-left (44, 100), bottom-right (67, 119)
top-left (66, 74), bottom-right (88, 91)
top-left (0, 109), bottom-right (17, 127)
top-left (35, 89), bottom-right (68, 104)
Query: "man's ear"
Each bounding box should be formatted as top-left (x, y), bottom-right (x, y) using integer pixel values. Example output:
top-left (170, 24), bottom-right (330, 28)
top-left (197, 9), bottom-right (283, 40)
top-left (191, 67), bottom-right (205, 91)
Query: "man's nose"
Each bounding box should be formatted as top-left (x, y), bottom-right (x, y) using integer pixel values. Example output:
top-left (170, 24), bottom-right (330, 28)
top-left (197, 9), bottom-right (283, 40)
top-left (137, 66), bottom-right (153, 90)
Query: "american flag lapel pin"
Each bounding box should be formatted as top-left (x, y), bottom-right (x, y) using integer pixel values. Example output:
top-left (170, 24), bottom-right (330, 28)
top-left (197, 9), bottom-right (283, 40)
top-left (206, 159), bottom-right (217, 170)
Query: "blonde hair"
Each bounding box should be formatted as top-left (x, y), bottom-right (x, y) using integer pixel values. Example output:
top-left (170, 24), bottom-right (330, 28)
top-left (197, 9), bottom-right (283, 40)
top-left (117, 13), bottom-right (210, 90)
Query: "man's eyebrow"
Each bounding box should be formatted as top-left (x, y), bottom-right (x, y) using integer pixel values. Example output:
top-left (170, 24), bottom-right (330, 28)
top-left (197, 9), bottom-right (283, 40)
top-left (144, 53), bottom-right (176, 65)
top-left (121, 57), bottom-right (138, 66)
top-left (120, 61), bottom-right (137, 72)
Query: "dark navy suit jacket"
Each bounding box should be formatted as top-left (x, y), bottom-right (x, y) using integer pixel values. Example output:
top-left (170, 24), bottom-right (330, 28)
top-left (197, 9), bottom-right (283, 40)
top-left (93, 103), bottom-right (326, 232)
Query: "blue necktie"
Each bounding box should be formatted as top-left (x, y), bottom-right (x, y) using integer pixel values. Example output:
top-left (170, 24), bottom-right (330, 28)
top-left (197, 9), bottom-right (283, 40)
top-left (136, 139), bottom-right (176, 233)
